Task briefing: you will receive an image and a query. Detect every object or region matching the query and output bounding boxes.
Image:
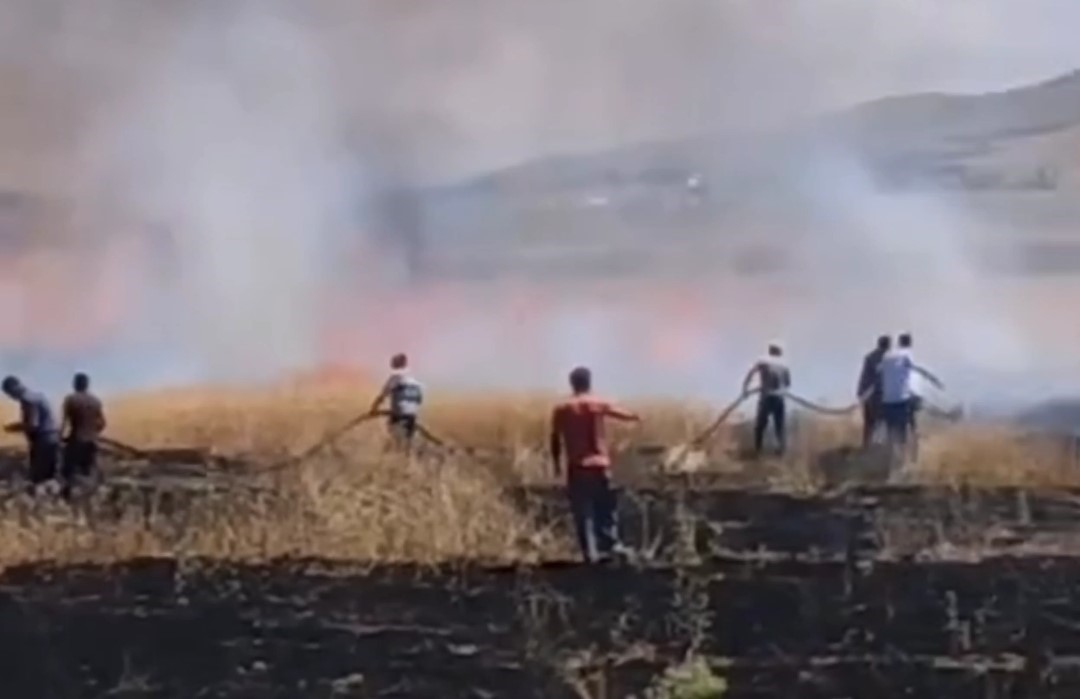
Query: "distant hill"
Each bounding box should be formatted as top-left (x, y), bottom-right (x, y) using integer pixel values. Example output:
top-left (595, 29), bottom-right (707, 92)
top-left (825, 69), bottom-right (1080, 191)
top-left (5, 68), bottom-right (1080, 281)
top-left (387, 68), bottom-right (1080, 281)
top-left (460, 68), bottom-right (1080, 198)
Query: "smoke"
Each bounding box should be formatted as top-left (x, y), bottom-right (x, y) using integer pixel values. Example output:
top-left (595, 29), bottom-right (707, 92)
top-left (780, 149), bottom-right (1039, 403)
top-left (0, 0), bottom-right (1079, 404)
top-left (80, 3), bottom-right (354, 382)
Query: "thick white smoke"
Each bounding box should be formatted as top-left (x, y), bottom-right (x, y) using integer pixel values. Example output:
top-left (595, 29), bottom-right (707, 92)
top-left (74, 4), bottom-right (354, 382)
top-left (0, 0), bottom-right (1079, 406)
top-left (772, 149), bottom-right (1037, 403)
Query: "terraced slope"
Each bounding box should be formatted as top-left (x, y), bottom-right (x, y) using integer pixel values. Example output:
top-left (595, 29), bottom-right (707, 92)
top-left (6, 483), bottom-right (1080, 697)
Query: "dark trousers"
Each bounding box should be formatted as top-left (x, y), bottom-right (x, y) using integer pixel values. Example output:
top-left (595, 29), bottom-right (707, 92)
top-left (28, 437), bottom-right (59, 484)
top-left (388, 414), bottom-right (417, 444)
top-left (882, 400), bottom-right (912, 449)
top-left (862, 398), bottom-right (883, 447)
top-left (567, 468), bottom-right (619, 563)
top-left (754, 395), bottom-right (787, 455)
top-left (63, 440), bottom-right (99, 481)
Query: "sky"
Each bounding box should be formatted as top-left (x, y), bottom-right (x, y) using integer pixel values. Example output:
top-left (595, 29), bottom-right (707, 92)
top-left (1, 0), bottom-right (1080, 182)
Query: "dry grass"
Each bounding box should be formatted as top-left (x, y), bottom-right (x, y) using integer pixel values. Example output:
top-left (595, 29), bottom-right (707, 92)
top-left (99, 376), bottom-right (712, 461)
top-left (0, 376), bottom-right (1077, 569)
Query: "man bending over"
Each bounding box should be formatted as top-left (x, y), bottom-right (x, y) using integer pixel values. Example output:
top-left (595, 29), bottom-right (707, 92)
top-left (2, 375), bottom-right (60, 490)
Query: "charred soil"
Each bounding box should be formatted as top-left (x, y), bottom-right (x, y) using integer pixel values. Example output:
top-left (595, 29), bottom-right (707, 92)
top-left (5, 483), bottom-right (1080, 697)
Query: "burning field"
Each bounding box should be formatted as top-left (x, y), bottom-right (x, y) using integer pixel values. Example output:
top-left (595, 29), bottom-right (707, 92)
top-left (5, 2), bottom-right (1080, 696)
top-left (0, 381), bottom-right (1080, 696)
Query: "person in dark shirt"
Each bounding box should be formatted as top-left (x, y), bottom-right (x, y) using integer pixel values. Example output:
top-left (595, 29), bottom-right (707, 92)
top-left (857, 335), bottom-right (891, 448)
top-left (742, 343), bottom-right (792, 456)
top-left (2, 375), bottom-right (60, 487)
top-left (550, 366), bottom-right (640, 563)
top-left (61, 372), bottom-right (106, 492)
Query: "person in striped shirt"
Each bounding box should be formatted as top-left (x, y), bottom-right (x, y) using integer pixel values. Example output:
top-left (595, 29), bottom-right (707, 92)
top-left (370, 353), bottom-right (424, 447)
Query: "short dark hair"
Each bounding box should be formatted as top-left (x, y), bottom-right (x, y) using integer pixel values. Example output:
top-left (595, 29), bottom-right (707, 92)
top-left (569, 366), bottom-right (592, 393)
top-left (1, 375), bottom-right (21, 395)
top-left (391, 353), bottom-right (408, 370)
top-left (898, 333), bottom-right (912, 348)
top-left (73, 373), bottom-right (90, 391)
top-left (767, 343), bottom-right (782, 357)
top-left (877, 335), bottom-right (891, 350)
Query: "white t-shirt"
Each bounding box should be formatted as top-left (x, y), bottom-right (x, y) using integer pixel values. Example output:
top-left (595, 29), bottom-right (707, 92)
top-left (878, 349), bottom-right (915, 404)
top-left (384, 371), bottom-right (424, 417)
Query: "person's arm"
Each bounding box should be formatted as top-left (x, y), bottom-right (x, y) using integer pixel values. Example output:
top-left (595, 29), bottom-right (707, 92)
top-left (9, 399), bottom-right (38, 435)
top-left (368, 376), bottom-right (395, 414)
top-left (95, 399), bottom-right (107, 433)
top-left (741, 363), bottom-right (760, 394)
top-left (782, 367), bottom-right (792, 390)
top-left (859, 359), bottom-right (889, 403)
top-left (602, 403), bottom-right (641, 423)
top-left (856, 357), bottom-right (872, 396)
top-left (549, 407), bottom-right (563, 478)
top-left (913, 364), bottom-right (945, 390)
top-left (60, 397), bottom-right (72, 439)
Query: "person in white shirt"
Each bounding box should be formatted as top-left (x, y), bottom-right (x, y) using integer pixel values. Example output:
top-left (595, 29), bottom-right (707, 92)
top-left (877, 333), bottom-right (943, 460)
top-left (370, 353), bottom-right (424, 447)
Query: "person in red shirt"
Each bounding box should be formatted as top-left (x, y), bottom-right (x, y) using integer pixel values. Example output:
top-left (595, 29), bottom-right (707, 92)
top-left (550, 366), bottom-right (640, 563)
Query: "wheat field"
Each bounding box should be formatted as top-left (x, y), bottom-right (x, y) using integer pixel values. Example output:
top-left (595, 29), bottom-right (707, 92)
top-left (0, 371), bottom-right (1076, 569)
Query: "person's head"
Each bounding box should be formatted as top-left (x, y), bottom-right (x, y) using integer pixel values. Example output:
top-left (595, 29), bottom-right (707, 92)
top-left (1, 375), bottom-right (23, 399)
top-left (569, 366), bottom-right (592, 394)
top-left (876, 335), bottom-right (891, 351)
top-left (73, 372), bottom-right (90, 392)
top-left (898, 333), bottom-right (912, 349)
top-left (390, 353), bottom-right (408, 370)
top-left (767, 343), bottom-right (782, 358)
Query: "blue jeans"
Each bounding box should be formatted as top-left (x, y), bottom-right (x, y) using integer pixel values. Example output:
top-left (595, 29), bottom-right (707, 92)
top-left (882, 400), bottom-right (912, 448)
top-left (567, 468), bottom-right (619, 563)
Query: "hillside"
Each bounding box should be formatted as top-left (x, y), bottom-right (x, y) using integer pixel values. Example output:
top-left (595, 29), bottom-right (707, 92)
top-left (6, 68), bottom-right (1080, 300)
top-left (827, 69), bottom-right (1080, 190)
top-left (398, 69), bottom-right (1080, 280)
top-left (469, 68), bottom-right (1080, 197)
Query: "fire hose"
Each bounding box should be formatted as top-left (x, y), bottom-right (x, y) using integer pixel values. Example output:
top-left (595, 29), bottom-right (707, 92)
top-left (690, 388), bottom-right (863, 447)
top-left (248, 409), bottom-right (484, 476)
top-left (88, 409), bottom-right (481, 478)
top-left (88, 385), bottom-right (962, 476)
top-left (662, 386), bottom-right (962, 472)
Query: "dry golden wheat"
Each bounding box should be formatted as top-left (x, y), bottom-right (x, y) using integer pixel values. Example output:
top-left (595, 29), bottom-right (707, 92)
top-left (0, 378), bottom-right (1076, 569)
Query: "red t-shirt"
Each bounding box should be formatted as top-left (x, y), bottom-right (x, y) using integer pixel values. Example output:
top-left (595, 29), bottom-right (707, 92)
top-left (552, 395), bottom-right (616, 470)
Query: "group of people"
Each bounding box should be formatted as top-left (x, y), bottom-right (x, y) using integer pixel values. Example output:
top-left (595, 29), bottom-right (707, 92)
top-left (547, 333), bottom-right (945, 563)
top-left (2, 372), bottom-right (106, 497)
top-left (739, 332), bottom-right (945, 460)
top-left (856, 332), bottom-right (945, 459)
top-left (0, 339), bottom-right (942, 564)
top-left (0, 354), bottom-right (426, 499)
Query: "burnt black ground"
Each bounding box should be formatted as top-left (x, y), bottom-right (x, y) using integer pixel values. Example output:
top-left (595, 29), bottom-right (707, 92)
top-left (4, 554), bottom-right (1080, 698)
top-left (5, 468), bottom-right (1080, 697)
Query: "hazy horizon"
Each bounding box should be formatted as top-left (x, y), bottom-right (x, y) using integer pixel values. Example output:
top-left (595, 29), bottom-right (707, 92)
top-left (2, 0), bottom-right (1080, 415)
